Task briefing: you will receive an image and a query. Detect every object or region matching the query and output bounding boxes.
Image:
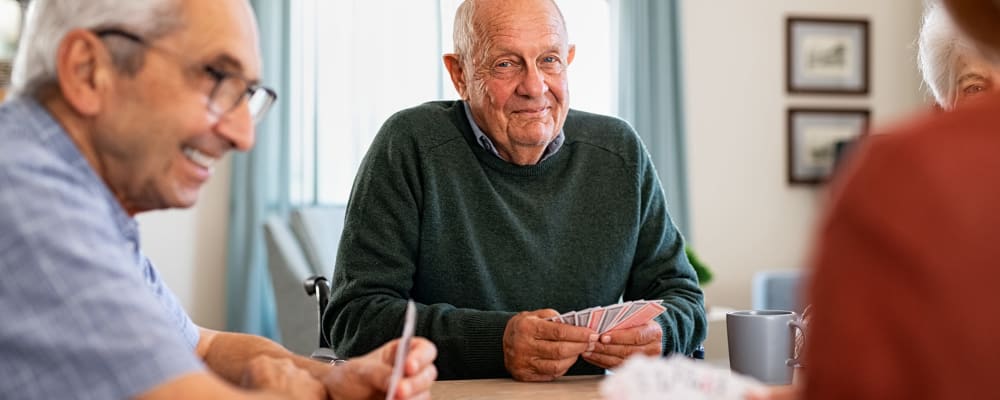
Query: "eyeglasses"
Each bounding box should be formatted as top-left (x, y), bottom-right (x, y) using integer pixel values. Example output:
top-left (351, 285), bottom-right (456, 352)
top-left (94, 28), bottom-right (277, 124)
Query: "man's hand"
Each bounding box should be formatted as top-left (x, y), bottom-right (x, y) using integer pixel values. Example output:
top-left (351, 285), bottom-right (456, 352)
top-left (503, 309), bottom-right (599, 382)
top-left (322, 337), bottom-right (437, 400)
top-left (241, 355), bottom-right (326, 400)
top-left (581, 319), bottom-right (662, 369)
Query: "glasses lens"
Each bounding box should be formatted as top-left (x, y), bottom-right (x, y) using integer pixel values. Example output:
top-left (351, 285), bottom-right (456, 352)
top-left (247, 87), bottom-right (276, 123)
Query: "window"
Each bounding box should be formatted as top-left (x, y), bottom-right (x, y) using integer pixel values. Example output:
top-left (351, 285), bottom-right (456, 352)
top-left (288, 0), bottom-right (612, 205)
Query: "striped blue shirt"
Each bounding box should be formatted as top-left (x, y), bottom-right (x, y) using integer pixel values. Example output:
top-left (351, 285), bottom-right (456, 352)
top-left (0, 97), bottom-right (204, 399)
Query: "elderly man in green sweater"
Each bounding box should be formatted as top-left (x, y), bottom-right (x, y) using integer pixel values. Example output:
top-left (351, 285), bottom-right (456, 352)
top-left (325, 0), bottom-right (706, 381)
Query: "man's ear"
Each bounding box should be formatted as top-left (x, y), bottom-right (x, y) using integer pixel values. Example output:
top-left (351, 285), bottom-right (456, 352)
top-left (443, 53), bottom-right (468, 100)
top-left (55, 29), bottom-right (113, 116)
top-left (567, 44), bottom-right (576, 66)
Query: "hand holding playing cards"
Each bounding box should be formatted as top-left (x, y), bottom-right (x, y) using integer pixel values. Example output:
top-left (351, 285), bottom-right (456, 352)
top-left (582, 319), bottom-right (663, 369)
top-left (503, 309), bottom-right (599, 382)
top-left (321, 337), bottom-right (438, 400)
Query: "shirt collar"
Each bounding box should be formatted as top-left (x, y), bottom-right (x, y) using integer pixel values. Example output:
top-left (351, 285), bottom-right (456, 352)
top-left (462, 101), bottom-right (564, 163)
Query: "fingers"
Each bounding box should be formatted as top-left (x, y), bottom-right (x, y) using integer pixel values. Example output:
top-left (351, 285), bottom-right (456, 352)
top-left (378, 338), bottom-right (401, 364)
top-left (580, 321), bottom-right (662, 369)
top-left (395, 362), bottom-right (438, 400)
top-left (535, 319), bottom-right (597, 344)
top-left (597, 320), bottom-right (661, 347)
top-left (405, 338), bottom-right (438, 375)
top-left (581, 351), bottom-right (624, 370)
top-left (398, 338), bottom-right (438, 400)
top-left (504, 310), bottom-right (599, 381)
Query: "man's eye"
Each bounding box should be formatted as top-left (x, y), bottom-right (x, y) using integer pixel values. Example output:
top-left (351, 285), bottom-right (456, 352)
top-left (496, 61), bottom-right (514, 68)
top-left (542, 56), bottom-right (558, 63)
top-left (203, 65), bottom-right (229, 81)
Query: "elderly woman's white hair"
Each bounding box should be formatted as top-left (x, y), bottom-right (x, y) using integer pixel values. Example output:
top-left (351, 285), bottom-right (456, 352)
top-left (918, 3), bottom-right (980, 109)
top-left (10, 0), bottom-right (183, 98)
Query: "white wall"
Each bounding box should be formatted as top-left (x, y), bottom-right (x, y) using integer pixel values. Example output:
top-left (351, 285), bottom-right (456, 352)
top-left (136, 157), bottom-right (232, 330)
top-left (680, 0), bottom-right (926, 358)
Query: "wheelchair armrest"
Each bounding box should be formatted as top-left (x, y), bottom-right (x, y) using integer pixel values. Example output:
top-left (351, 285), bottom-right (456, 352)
top-left (304, 275), bottom-right (332, 348)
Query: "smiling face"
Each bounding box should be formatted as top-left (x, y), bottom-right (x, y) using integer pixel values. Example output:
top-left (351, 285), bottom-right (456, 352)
top-left (446, 0), bottom-right (575, 165)
top-left (93, 0), bottom-right (261, 213)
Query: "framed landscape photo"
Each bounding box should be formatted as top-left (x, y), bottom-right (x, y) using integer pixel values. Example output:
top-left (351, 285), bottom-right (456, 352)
top-left (786, 17), bottom-right (869, 94)
top-left (787, 108), bottom-right (869, 185)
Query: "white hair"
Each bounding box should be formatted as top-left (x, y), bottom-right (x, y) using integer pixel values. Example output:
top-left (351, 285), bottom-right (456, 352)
top-left (10, 0), bottom-right (183, 98)
top-left (917, 3), bottom-right (977, 109)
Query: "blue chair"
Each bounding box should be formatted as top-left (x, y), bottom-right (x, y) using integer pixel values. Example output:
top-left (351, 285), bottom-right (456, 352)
top-left (751, 270), bottom-right (804, 313)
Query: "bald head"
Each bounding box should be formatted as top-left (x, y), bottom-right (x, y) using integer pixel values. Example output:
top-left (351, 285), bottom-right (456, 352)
top-left (453, 0), bottom-right (567, 68)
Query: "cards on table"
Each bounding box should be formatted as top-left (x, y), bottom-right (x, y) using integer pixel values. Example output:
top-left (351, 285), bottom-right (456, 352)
top-left (385, 300), bottom-right (416, 400)
top-left (545, 300), bottom-right (666, 334)
top-left (600, 354), bottom-right (763, 400)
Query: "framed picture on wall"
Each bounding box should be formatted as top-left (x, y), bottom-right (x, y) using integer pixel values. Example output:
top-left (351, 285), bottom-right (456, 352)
top-left (787, 107), bottom-right (869, 185)
top-left (786, 17), bottom-right (869, 94)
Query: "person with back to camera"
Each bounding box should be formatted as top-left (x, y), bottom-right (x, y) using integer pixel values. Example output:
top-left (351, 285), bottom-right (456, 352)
top-left (750, 0), bottom-right (1000, 398)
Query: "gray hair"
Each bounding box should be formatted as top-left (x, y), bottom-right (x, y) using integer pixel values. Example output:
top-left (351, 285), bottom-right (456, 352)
top-left (918, 3), bottom-right (976, 109)
top-left (10, 0), bottom-right (183, 98)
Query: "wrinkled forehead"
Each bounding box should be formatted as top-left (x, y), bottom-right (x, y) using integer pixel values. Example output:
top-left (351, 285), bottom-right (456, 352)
top-left (474, 0), bottom-right (568, 50)
top-left (172, 0), bottom-right (262, 79)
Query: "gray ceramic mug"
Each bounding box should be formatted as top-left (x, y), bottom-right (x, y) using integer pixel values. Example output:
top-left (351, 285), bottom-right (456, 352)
top-left (726, 310), bottom-right (806, 385)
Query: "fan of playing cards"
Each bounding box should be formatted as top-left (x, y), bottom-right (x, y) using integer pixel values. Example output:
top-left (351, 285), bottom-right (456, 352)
top-left (546, 300), bottom-right (666, 334)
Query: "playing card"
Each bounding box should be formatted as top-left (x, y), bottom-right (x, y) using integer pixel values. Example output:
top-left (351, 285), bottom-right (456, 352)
top-left (601, 354), bottom-right (763, 400)
top-left (609, 302), bottom-right (666, 331)
top-left (386, 300), bottom-right (416, 400)
top-left (587, 307), bottom-right (606, 330)
top-left (606, 301), bottom-right (650, 332)
top-left (597, 303), bottom-right (627, 333)
top-left (577, 308), bottom-right (594, 327)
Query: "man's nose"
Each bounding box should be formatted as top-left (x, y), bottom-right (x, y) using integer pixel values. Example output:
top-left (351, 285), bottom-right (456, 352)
top-left (516, 63), bottom-right (549, 98)
top-left (214, 103), bottom-right (256, 152)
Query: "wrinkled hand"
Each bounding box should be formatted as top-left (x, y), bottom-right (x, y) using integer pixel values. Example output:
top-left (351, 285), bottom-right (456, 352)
top-left (581, 319), bottom-right (662, 369)
top-left (322, 337), bottom-right (437, 400)
top-left (503, 309), bottom-right (598, 382)
top-left (241, 355), bottom-right (326, 400)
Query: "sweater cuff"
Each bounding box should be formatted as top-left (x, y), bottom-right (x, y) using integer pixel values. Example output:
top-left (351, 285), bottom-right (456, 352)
top-left (461, 311), bottom-right (515, 377)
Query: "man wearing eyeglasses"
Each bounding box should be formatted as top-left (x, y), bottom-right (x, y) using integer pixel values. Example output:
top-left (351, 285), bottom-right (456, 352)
top-left (0, 1), bottom-right (436, 399)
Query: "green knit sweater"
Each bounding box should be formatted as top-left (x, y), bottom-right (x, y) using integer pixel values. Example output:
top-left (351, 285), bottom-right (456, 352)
top-left (325, 101), bottom-right (706, 379)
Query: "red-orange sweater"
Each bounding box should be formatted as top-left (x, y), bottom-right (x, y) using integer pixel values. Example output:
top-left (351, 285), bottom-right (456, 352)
top-left (804, 91), bottom-right (1000, 399)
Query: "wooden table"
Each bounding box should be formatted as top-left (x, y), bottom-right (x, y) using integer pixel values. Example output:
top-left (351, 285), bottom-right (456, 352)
top-left (431, 375), bottom-right (604, 400)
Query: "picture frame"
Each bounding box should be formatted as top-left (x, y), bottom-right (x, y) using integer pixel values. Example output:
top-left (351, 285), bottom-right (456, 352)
top-left (786, 17), bottom-right (869, 95)
top-left (0, 0), bottom-right (24, 90)
top-left (787, 108), bottom-right (870, 185)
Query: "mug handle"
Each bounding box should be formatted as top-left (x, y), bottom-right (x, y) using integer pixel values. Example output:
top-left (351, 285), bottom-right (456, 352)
top-left (786, 318), bottom-right (807, 367)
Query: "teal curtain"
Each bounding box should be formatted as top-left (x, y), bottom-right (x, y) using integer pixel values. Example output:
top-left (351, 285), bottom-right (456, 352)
top-left (613, 0), bottom-right (690, 237)
top-left (225, 0), bottom-right (292, 338)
